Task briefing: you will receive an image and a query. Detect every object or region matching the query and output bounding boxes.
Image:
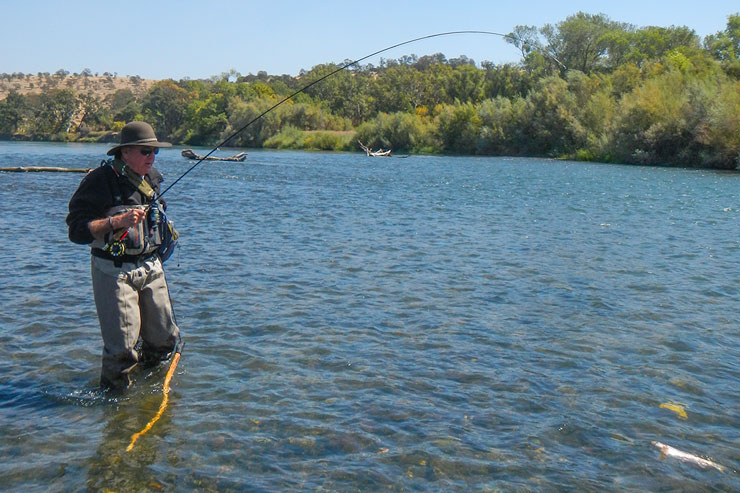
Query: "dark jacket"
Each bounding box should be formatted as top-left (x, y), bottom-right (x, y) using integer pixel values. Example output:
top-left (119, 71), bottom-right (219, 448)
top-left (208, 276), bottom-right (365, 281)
top-left (66, 160), bottom-right (164, 245)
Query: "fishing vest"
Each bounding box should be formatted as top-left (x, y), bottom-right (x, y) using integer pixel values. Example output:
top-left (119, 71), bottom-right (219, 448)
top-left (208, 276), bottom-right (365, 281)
top-left (91, 160), bottom-right (178, 261)
top-left (91, 204), bottom-right (163, 257)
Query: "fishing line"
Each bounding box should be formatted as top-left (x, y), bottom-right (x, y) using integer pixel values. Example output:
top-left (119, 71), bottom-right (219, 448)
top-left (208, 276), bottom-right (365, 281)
top-left (127, 30), bottom-right (563, 452)
top-left (158, 30), bottom-right (565, 199)
top-left (126, 341), bottom-right (184, 452)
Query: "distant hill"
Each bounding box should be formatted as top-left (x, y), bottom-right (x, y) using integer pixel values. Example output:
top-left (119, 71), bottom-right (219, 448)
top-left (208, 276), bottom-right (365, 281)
top-left (0, 73), bottom-right (158, 101)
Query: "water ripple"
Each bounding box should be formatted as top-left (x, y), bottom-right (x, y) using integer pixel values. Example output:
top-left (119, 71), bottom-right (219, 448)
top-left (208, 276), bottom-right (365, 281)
top-left (1, 144), bottom-right (739, 490)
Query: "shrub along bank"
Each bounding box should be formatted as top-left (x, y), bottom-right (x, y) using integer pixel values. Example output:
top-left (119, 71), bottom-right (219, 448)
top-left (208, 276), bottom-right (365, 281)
top-left (1, 12), bottom-right (738, 168)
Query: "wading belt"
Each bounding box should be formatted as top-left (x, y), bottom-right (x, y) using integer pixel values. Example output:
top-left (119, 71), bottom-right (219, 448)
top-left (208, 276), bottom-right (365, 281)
top-left (91, 248), bottom-right (157, 265)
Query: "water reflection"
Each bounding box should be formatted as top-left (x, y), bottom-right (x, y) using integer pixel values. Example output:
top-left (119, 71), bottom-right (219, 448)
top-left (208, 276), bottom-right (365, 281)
top-left (86, 365), bottom-right (181, 491)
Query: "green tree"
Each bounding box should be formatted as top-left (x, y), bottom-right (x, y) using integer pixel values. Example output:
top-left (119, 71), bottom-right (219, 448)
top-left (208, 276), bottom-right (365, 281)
top-left (702, 79), bottom-right (740, 167)
top-left (448, 64), bottom-right (485, 103)
top-left (0, 90), bottom-right (29, 135)
top-left (704, 14), bottom-right (740, 77)
top-left (355, 112), bottom-right (434, 152)
top-left (184, 92), bottom-right (229, 145)
top-left (623, 26), bottom-right (700, 66)
top-left (477, 96), bottom-right (526, 154)
top-left (483, 63), bottom-right (535, 99)
top-left (610, 69), bottom-right (702, 166)
top-left (78, 94), bottom-right (112, 130)
top-left (520, 75), bottom-right (585, 156)
top-left (140, 80), bottom-right (190, 140)
top-left (567, 71), bottom-right (616, 159)
top-left (372, 66), bottom-right (427, 113)
top-left (302, 64), bottom-right (370, 123)
top-left (424, 63), bottom-right (455, 105)
top-left (435, 102), bottom-right (481, 154)
top-left (507, 25), bottom-right (541, 58)
top-left (32, 89), bottom-right (78, 135)
top-left (610, 62), bottom-right (643, 96)
top-left (541, 12), bottom-right (632, 73)
top-left (302, 64), bottom-right (346, 109)
top-left (223, 97), bottom-right (275, 147)
top-left (107, 89), bottom-right (141, 123)
top-left (412, 53), bottom-right (448, 71)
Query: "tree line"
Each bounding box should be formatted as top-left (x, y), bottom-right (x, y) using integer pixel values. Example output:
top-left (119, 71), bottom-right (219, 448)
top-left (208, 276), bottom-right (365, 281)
top-left (1, 12), bottom-right (738, 168)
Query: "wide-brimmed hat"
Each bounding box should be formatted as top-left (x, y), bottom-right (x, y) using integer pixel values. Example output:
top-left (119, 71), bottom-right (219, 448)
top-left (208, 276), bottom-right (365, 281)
top-left (107, 121), bottom-right (172, 155)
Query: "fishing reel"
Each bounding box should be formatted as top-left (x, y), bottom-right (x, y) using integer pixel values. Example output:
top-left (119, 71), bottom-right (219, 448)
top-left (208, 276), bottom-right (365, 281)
top-left (108, 240), bottom-right (126, 257)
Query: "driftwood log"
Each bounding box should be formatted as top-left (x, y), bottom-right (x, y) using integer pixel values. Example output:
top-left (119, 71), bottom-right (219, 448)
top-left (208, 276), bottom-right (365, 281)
top-left (0, 166), bottom-right (90, 173)
top-left (181, 149), bottom-right (247, 162)
top-left (358, 140), bottom-right (391, 157)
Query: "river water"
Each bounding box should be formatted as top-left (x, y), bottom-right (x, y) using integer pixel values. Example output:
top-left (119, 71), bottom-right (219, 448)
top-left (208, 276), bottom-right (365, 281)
top-left (1, 141), bottom-right (739, 491)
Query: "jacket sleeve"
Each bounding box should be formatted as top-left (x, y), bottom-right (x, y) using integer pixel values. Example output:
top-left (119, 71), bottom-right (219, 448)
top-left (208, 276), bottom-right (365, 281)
top-left (66, 168), bottom-right (114, 245)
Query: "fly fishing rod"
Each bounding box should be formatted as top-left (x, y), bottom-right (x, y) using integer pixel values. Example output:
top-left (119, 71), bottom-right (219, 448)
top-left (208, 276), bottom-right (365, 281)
top-left (125, 30), bottom-right (563, 453)
top-left (158, 30), bottom-right (565, 199)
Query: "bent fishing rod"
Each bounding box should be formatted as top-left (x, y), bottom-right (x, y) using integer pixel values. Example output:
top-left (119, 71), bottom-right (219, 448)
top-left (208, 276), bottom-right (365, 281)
top-left (124, 31), bottom-right (563, 453)
top-left (158, 30), bottom-right (565, 199)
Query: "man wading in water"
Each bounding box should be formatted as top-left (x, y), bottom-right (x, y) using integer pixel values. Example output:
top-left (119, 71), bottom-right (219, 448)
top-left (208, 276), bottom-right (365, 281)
top-left (67, 121), bottom-right (180, 391)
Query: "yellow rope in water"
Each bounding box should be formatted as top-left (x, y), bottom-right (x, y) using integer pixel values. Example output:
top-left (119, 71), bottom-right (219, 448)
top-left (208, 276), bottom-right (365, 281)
top-left (126, 352), bottom-right (181, 452)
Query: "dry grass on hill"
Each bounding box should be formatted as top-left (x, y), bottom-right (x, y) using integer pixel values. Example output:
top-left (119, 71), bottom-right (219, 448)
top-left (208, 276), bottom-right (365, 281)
top-left (0, 74), bottom-right (158, 100)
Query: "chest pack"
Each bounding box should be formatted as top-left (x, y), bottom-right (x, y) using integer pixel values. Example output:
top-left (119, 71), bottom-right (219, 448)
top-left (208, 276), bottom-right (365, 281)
top-left (93, 160), bottom-right (179, 262)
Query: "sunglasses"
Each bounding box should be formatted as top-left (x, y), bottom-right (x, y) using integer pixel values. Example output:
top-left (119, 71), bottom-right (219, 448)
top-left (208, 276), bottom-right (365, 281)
top-left (139, 147), bottom-right (159, 156)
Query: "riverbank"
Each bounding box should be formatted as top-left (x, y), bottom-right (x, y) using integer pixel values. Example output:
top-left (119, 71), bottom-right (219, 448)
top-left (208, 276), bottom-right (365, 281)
top-left (2, 133), bottom-right (737, 171)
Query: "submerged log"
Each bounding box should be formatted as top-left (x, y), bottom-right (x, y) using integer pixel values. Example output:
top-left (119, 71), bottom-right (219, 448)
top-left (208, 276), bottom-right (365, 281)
top-left (358, 140), bottom-right (392, 157)
top-left (181, 149), bottom-right (247, 162)
top-left (0, 166), bottom-right (90, 173)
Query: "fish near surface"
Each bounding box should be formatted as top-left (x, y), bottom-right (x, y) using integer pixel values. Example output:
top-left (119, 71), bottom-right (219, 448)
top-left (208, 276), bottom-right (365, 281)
top-left (652, 441), bottom-right (724, 472)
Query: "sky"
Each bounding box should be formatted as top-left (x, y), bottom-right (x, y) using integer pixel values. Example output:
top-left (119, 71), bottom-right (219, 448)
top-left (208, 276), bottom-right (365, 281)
top-left (2, 0), bottom-right (737, 80)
